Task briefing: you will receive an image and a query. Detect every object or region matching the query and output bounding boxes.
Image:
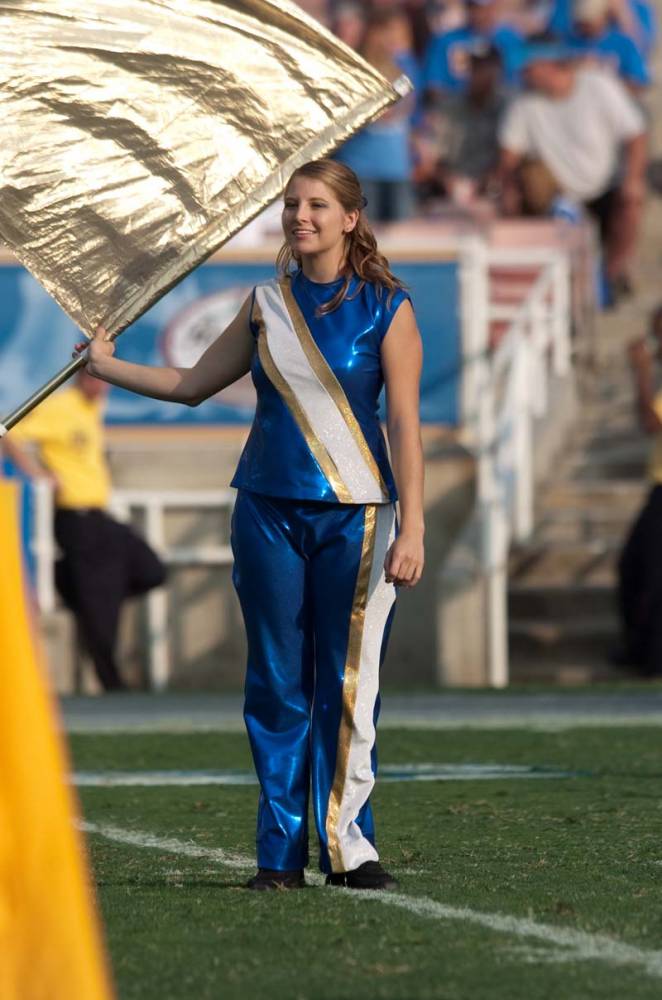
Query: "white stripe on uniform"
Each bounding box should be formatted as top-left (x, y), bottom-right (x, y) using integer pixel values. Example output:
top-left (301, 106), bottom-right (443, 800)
top-left (255, 281), bottom-right (385, 503)
top-left (330, 503), bottom-right (396, 871)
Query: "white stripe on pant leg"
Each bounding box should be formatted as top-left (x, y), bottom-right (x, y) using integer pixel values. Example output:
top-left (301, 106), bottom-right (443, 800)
top-left (326, 503), bottom-right (396, 872)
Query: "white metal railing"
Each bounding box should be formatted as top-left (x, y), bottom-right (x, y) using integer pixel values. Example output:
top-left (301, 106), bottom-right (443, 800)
top-left (30, 486), bottom-right (235, 691)
top-left (460, 242), bottom-right (572, 687)
top-left (31, 478), bottom-right (57, 614)
top-left (109, 489), bottom-right (235, 691)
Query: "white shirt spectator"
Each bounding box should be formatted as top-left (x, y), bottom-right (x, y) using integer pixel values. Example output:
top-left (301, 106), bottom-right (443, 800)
top-left (499, 67), bottom-right (646, 201)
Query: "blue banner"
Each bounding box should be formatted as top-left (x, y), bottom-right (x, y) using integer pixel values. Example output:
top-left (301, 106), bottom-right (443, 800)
top-left (0, 259), bottom-right (461, 425)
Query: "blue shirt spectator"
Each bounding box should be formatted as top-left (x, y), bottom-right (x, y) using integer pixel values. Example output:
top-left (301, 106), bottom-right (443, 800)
top-left (424, 1), bottom-right (525, 92)
top-left (335, 121), bottom-right (412, 182)
top-left (632, 0), bottom-right (657, 55)
top-left (336, 47), bottom-right (417, 183)
top-left (397, 48), bottom-right (424, 99)
top-left (549, 0), bottom-right (656, 55)
top-left (568, 25), bottom-right (650, 86)
top-left (564, 0), bottom-right (651, 88)
top-left (334, 10), bottom-right (418, 220)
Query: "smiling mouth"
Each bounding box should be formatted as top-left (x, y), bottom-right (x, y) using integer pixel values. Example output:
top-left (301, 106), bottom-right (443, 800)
top-left (292, 229), bottom-right (316, 236)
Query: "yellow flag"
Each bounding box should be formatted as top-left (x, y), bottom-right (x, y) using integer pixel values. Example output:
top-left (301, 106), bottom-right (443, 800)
top-left (0, 482), bottom-right (114, 1000)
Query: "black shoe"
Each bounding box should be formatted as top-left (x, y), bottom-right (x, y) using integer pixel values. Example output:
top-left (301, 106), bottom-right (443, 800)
top-left (325, 860), bottom-right (398, 891)
top-left (246, 868), bottom-right (305, 891)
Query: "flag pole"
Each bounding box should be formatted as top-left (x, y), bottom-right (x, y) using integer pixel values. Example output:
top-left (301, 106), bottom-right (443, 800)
top-left (0, 327), bottom-right (119, 438)
top-left (0, 352), bottom-right (89, 438)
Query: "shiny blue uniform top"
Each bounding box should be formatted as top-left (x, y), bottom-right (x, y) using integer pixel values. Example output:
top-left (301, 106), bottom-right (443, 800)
top-left (230, 271), bottom-right (410, 503)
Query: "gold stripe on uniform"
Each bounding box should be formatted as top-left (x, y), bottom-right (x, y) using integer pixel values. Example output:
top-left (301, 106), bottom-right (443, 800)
top-left (325, 504), bottom-right (377, 873)
top-left (278, 278), bottom-right (390, 501)
top-left (253, 301), bottom-right (353, 504)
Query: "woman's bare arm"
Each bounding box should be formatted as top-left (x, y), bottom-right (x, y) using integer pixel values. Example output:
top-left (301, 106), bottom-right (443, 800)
top-left (83, 296), bottom-right (254, 406)
top-left (381, 298), bottom-right (425, 588)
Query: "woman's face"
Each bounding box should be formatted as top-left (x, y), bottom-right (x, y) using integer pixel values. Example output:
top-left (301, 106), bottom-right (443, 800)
top-left (282, 176), bottom-right (357, 258)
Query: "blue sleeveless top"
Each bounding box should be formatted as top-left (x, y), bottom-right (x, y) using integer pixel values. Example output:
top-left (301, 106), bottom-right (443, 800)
top-left (230, 271), bottom-right (410, 503)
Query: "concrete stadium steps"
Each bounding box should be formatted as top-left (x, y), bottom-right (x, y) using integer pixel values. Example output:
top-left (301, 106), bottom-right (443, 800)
top-left (536, 480), bottom-right (646, 511)
top-left (504, 400), bottom-right (643, 681)
top-left (503, 256), bottom-right (651, 683)
top-left (527, 481), bottom-right (646, 547)
top-left (558, 443), bottom-right (649, 481)
top-left (508, 532), bottom-right (622, 669)
top-left (509, 540), bottom-right (617, 587)
top-left (508, 578), bottom-right (620, 683)
top-left (508, 627), bottom-right (624, 685)
top-left (509, 581), bottom-right (616, 621)
top-left (507, 30), bottom-right (662, 686)
top-left (507, 479), bottom-right (646, 682)
top-left (560, 391), bottom-right (649, 480)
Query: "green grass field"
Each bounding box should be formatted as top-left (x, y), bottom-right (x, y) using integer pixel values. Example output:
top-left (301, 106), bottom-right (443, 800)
top-left (70, 726), bottom-right (662, 1000)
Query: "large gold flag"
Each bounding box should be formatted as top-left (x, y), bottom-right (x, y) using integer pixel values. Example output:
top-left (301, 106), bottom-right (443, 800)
top-left (0, 482), bottom-right (114, 1000)
top-left (0, 0), bottom-right (408, 339)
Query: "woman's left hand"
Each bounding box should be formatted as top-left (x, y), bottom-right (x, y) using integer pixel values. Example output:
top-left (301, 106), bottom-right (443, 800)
top-left (384, 532), bottom-right (424, 588)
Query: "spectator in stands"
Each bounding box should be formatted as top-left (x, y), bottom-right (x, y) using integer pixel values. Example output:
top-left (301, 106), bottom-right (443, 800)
top-left (567, 0), bottom-right (651, 94)
top-left (335, 8), bottom-right (418, 222)
top-left (298, 0), bottom-right (330, 26)
top-left (331, 1), bottom-right (367, 49)
top-left (425, 0), bottom-right (467, 37)
top-left (375, 1), bottom-right (424, 88)
top-left (423, 0), bottom-right (524, 93)
top-left (402, 0), bottom-right (443, 57)
top-left (614, 307), bottom-right (662, 677)
top-left (548, 0), bottom-right (657, 56)
top-left (497, 38), bottom-right (647, 302)
top-left (2, 371), bottom-right (166, 691)
top-left (415, 41), bottom-right (506, 203)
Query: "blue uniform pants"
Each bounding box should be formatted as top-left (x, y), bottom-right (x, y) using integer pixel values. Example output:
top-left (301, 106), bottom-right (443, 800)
top-left (231, 489), bottom-right (397, 873)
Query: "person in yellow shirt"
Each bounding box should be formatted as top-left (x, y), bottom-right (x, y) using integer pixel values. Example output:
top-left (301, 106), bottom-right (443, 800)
top-left (617, 305), bottom-right (662, 676)
top-left (3, 370), bottom-right (166, 691)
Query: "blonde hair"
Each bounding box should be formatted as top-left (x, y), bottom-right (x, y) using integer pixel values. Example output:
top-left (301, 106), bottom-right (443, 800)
top-left (276, 159), bottom-right (406, 315)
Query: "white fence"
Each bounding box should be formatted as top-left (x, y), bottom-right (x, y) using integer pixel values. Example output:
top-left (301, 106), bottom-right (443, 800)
top-left (458, 238), bottom-right (572, 687)
top-left (109, 489), bottom-right (235, 690)
top-left (30, 486), bottom-right (235, 690)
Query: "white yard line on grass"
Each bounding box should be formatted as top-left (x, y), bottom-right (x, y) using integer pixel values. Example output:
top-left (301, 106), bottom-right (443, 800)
top-left (81, 821), bottom-right (662, 981)
top-left (72, 763), bottom-right (577, 787)
top-left (79, 821), bottom-right (253, 873)
top-left (365, 892), bottom-right (662, 980)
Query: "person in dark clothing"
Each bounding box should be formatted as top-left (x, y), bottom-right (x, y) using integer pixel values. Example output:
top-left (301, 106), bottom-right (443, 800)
top-left (2, 370), bottom-right (165, 690)
top-left (616, 306), bottom-right (662, 676)
top-left (415, 41), bottom-right (505, 204)
top-left (53, 507), bottom-right (166, 690)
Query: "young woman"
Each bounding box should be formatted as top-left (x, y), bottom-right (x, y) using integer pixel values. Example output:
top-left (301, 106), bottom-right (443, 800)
top-left (79, 159), bottom-right (424, 892)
